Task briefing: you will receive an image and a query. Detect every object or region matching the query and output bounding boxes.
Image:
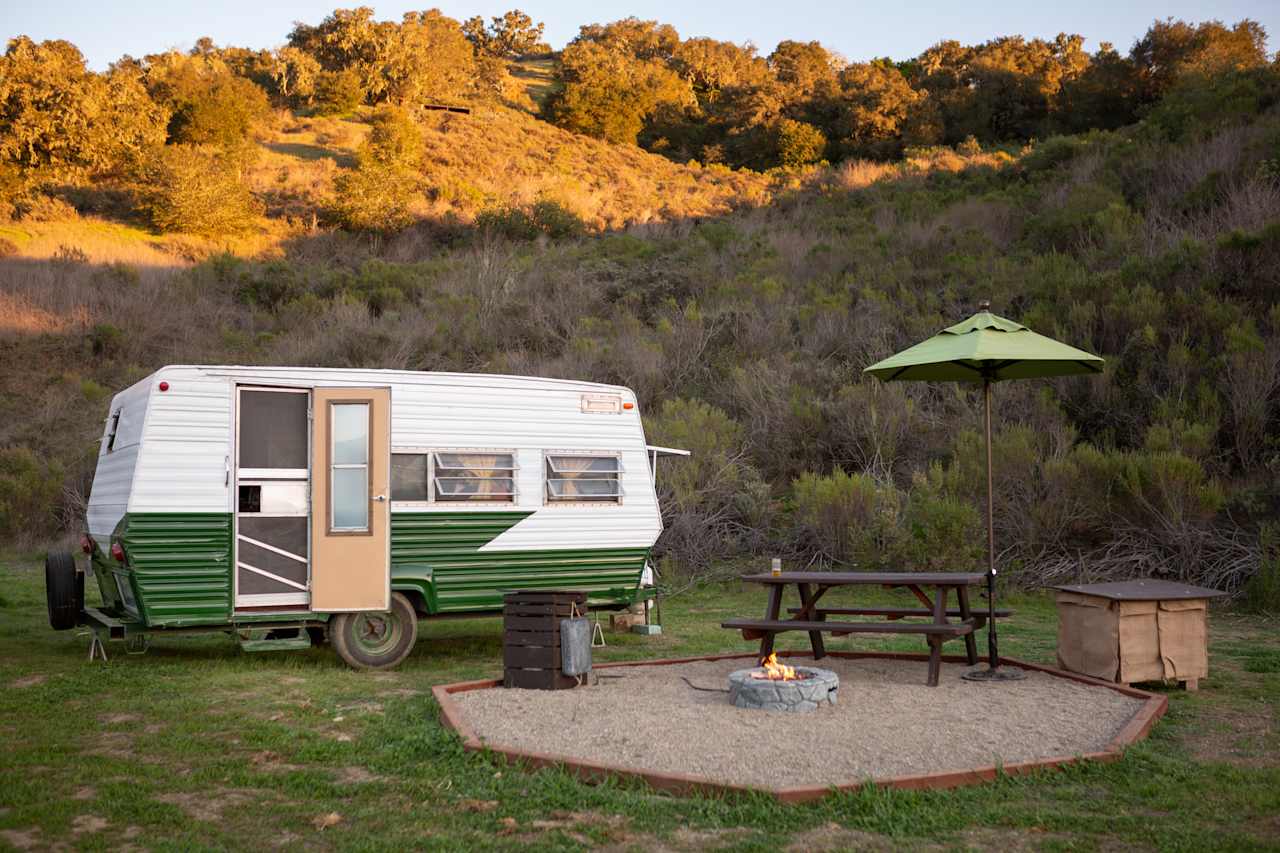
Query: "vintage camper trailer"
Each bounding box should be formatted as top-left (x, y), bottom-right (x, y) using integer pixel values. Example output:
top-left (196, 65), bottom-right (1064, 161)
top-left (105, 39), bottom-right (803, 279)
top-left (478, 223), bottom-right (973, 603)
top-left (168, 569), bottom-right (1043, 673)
top-left (45, 366), bottom-right (683, 669)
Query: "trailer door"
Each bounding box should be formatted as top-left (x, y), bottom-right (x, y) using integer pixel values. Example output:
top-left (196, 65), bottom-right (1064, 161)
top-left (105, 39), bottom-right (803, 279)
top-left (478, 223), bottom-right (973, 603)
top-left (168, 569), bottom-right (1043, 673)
top-left (234, 387), bottom-right (312, 610)
top-left (309, 387), bottom-right (391, 612)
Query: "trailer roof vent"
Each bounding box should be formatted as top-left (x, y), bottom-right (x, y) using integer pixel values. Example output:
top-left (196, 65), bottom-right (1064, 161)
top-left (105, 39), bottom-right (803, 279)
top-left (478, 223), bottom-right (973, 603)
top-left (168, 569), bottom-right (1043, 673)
top-left (580, 393), bottom-right (623, 414)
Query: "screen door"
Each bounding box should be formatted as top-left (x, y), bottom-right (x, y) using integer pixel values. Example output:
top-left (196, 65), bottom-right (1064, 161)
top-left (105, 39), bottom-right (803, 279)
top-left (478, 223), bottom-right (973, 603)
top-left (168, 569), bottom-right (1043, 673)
top-left (310, 387), bottom-right (391, 612)
top-left (234, 387), bottom-right (311, 608)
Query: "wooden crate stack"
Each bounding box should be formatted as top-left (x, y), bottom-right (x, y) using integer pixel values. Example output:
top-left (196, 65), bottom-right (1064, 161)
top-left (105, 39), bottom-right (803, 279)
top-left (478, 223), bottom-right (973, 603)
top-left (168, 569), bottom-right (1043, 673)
top-left (502, 590), bottom-right (587, 689)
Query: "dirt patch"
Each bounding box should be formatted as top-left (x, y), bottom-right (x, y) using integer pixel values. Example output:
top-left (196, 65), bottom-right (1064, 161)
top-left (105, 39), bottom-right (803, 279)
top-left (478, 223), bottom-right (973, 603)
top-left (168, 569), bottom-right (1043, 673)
top-left (0, 829), bottom-right (41, 850)
top-left (83, 731), bottom-right (135, 760)
top-left (334, 766), bottom-right (384, 785)
top-left (378, 688), bottom-right (422, 699)
top-left (71, 815), bottom-right (109, 835)
top-left (1183, 706), bottom-right (1278, 768)
top-left (454, 657), bottom-right (1149, 789)
top-left (9, 674), bottom-right (46, 689)
top-left (99, 713), bottom-right (141, 725)
top-left (783, 823), bottom-right (904, 852)
top-left (72, 786), bottom-right (96, 800)
top-left (249, 750), bottom-right (306, 773)
top-left (156, 789), bottom-right (257, 822)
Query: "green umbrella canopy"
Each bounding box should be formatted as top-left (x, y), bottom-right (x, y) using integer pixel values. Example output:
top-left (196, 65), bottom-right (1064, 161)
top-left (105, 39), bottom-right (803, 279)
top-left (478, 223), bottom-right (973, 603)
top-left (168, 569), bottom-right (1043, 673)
top-left (863, 308), bottom-right (1104, 383)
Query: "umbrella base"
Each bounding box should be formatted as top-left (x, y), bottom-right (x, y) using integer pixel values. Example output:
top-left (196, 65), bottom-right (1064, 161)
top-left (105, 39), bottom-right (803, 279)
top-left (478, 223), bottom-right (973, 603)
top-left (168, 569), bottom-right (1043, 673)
top-left (961, 665), bottom-right (1028, 682)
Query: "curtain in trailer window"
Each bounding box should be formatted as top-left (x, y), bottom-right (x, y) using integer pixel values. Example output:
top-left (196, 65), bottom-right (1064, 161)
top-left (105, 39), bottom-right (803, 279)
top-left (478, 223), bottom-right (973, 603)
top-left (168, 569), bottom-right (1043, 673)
top-left (432, 452), bottom-right (515, 501)
top-left (545, 455), bottom-right (622, 501)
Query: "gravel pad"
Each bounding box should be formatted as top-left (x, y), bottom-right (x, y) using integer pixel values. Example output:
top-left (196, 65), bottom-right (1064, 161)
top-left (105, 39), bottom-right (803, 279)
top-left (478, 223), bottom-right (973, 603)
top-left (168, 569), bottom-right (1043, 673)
top-left (453, 656), bottom-right (1147, 788)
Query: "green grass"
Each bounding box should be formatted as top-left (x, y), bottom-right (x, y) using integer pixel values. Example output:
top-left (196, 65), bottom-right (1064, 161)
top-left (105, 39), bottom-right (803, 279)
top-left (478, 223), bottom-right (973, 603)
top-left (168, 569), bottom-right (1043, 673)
top-left (1, 553), bottom-right (1277, 851)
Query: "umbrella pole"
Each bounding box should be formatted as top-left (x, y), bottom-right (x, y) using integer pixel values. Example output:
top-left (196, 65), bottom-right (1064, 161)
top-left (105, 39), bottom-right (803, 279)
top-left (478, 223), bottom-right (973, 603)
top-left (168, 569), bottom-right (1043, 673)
top-left (963, 375), bottom-right (1025, 682)
top-left (985, 376), bottom-right (998, 668)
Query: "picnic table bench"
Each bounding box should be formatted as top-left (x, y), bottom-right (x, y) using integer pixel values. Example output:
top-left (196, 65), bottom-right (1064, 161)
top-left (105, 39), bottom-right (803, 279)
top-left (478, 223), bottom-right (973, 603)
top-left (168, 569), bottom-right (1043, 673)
top-left (722, 571), bottom-right (1010, 687)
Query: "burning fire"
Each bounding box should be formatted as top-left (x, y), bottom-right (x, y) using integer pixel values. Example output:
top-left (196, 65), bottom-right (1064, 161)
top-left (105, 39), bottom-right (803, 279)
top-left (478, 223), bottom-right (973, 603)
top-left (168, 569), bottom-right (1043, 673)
top-left (752, 652), bottom-right (800, 681)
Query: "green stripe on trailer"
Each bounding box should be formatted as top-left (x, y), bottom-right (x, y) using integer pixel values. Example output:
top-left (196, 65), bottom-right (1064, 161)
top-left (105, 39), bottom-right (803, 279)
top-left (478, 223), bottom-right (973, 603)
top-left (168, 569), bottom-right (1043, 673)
top-left (118, 513), bottom-right (233, 627)
top-left (390, 511), bottom-right (648, 612)
top-left (110, 511), bottom-right (649, 627)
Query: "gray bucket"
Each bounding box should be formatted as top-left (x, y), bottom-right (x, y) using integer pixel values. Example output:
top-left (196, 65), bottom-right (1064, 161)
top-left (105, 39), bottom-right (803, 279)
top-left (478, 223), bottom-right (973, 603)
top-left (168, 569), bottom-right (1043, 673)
top-left (560, 617), bottom-right (592, 676)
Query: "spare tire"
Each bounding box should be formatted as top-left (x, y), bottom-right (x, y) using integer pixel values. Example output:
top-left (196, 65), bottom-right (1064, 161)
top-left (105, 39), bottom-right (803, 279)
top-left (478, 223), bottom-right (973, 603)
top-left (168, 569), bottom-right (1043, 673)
top-left (46, 551), bottom-right (81, 631)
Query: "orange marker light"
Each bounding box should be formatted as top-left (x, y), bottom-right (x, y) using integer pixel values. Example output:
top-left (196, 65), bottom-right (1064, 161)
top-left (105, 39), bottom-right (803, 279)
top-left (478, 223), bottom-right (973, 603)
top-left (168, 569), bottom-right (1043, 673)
top-left (623, 402), bottom-right (634, 410)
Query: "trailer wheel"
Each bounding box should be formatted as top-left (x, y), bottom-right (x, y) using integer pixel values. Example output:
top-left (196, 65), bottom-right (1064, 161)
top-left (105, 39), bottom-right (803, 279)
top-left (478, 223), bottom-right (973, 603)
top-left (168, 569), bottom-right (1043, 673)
top-left (45, 551), bottom-right (81, 631)
top-left (331, 593), bottom-right (417, 670)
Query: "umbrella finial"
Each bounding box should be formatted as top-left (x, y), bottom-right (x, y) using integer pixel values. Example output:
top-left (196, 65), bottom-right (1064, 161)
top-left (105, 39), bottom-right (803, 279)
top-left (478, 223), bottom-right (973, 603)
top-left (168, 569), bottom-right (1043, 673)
top-left (978, 300), bottom-right (991, 312)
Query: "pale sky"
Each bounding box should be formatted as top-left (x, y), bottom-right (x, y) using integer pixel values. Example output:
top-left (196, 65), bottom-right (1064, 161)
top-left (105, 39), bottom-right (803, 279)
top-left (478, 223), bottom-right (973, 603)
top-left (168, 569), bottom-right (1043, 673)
top-left (4, 0), bottom-right (1277, 70)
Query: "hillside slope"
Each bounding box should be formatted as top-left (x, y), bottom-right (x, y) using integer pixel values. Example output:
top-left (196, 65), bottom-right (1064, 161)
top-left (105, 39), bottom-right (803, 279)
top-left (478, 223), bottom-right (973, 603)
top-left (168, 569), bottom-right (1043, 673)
top-left (253, 105), bottom-right (780, 231)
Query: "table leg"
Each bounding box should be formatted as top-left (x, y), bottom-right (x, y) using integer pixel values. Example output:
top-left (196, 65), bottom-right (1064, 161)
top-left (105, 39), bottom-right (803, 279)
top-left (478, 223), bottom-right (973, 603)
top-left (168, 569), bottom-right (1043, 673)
top-left (759, 583), bottom-right (783, 659)
top-left (956, 586), bottom-right (978, 666)
top-left (927, 586), bottom-right (948, 687)
top-left (797, 583), bottom-right (826, 660)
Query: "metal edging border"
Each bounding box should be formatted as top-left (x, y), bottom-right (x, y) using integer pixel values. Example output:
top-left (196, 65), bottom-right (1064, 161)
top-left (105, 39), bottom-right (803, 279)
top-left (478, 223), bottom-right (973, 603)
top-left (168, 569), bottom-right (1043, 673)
top-left (431, 650), bottom-right (1169, 804)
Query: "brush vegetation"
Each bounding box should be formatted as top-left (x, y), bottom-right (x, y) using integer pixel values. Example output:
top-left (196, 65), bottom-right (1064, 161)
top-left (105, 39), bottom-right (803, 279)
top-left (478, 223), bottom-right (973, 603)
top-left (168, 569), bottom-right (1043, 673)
top-left (1, 12), bottom-right (1279, 606)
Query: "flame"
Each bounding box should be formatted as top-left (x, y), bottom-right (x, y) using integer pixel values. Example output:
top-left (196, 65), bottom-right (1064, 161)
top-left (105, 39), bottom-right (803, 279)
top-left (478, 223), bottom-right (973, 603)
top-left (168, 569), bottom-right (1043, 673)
top-left (753, 652), bottom-right (799, 681)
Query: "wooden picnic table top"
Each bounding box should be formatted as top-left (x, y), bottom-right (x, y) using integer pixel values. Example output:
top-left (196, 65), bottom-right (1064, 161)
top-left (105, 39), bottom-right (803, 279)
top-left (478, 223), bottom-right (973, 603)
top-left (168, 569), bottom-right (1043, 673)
top-left (741, 571), bottom-right (986, 586)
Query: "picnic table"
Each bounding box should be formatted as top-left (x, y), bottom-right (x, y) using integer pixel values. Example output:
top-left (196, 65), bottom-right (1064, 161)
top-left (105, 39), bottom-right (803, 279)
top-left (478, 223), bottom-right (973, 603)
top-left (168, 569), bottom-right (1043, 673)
top-left (722, 572), bottom-right (1008, 687)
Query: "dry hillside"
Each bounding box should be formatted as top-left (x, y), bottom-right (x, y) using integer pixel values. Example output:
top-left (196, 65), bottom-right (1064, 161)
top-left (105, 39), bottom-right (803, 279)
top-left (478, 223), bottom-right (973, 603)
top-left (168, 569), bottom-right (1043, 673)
top-left (253, 105), bottom-right (782, 231)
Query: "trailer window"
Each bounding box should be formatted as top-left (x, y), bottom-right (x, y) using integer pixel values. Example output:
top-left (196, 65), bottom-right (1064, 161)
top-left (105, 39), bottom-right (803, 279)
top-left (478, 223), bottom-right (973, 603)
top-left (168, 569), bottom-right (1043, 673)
top-left (104, 410), bottom-right (122, 453)
top-left (391, 453), bottom-right (429, 502)
top-left (329, 402), bottom-right (370, 532)
top-left (239, 390), bottom-right (308, 470)
top-left (432, 452), bottom-right (515, 502)
top-left (545, 454), bottom-right (622, 503)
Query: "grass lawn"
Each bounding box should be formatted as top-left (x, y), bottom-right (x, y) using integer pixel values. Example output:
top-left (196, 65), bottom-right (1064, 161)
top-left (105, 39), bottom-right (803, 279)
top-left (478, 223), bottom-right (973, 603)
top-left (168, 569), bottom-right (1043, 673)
top-left (1, 552), bottom-right (1277, 851)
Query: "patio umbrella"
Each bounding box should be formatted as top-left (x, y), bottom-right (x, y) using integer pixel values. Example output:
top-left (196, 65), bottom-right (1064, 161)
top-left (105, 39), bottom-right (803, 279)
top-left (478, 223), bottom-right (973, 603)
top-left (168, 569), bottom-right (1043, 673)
top-left (864, 302), bottom-right (1104, 681)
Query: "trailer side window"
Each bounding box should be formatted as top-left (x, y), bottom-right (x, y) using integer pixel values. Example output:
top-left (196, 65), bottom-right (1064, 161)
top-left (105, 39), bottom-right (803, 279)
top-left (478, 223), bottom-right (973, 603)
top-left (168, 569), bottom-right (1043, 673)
top-left (545, 454), bottom-right (622, 503)
top-left (391, 453), bottom-right (429, 502)
top-left (432, 452), bottom-right (515, 502)
top-left (105, 410), bottom-right (122, 453)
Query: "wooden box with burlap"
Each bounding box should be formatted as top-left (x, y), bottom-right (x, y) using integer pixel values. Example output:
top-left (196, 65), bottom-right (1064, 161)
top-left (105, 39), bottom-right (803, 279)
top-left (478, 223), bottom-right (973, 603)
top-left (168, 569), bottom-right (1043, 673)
top-left (1053, 580), bottom-right (1226, 691)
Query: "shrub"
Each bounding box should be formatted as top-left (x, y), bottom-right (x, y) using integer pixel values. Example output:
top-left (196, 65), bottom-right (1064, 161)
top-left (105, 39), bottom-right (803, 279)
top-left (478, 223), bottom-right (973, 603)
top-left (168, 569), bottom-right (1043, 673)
top-left (1242, 524), bottom-right (1280, 613)
top-left (644, 398), bottom-right (772, 569)
top-left (330, 106), bottom-right (425, 233)
top-left (166, 74), bottom-right (271, 151)
top-left (141, 145), bottom-right (260, 236)
top-left (475, 200), bottom-right (585, 240)
top-left (314, 69), bottom-right (366, 115)
top-left (774, 119), bottom-right (826, 167)
top-left (331, 160), bottom-right (420, 232)
top-left (0, 446), bottom-right (64, 540)
top-left (791, 469), bottom-right (903, 568)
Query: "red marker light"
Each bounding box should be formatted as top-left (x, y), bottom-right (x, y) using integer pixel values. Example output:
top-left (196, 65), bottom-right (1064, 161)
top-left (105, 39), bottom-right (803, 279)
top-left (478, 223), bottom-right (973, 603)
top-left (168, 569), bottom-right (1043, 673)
top-left (158, 381), bottom-right (169, 392)
top-left (110, 542), bottom-right (125, 562)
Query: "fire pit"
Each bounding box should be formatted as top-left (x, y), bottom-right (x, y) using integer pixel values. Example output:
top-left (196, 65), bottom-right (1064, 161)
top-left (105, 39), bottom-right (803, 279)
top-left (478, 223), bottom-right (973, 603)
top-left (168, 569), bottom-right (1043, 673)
top-left (727, 653), bottom-right (839, 712)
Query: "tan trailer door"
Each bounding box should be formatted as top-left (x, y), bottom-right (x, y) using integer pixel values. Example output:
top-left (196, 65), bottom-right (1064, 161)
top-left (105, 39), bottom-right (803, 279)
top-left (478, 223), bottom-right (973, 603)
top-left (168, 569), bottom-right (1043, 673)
top-left (310, 387), bottom-right (390, 612)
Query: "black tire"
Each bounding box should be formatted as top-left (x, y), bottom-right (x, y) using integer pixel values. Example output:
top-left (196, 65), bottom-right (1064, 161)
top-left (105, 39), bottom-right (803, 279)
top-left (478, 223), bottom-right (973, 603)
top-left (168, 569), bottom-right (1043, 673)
top-left (331, 592), bottom-right (417, 670)
top-left (46, 551), bottom-right (81, 631)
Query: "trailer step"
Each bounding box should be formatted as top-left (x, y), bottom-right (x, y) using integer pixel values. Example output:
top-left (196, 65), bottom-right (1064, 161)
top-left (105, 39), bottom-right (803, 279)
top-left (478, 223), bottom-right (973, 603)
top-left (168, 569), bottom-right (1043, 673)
top-left (236, 627), bottom-right (312, 653)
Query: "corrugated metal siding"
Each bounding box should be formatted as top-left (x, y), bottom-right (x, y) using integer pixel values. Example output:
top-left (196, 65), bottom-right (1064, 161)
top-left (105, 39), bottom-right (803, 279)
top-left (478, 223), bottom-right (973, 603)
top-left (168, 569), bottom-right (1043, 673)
top-left (120, 513), bottom-right (232, 626)
top-left (131, 371), bottom-right (231, 513)
top-left (391, 512), bottom-right (646, 612)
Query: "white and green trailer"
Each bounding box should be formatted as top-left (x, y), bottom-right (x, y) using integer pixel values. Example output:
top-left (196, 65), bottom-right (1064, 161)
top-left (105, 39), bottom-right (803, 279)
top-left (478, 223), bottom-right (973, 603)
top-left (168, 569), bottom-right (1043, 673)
top-left (45, 366), bottom-right (684, 668)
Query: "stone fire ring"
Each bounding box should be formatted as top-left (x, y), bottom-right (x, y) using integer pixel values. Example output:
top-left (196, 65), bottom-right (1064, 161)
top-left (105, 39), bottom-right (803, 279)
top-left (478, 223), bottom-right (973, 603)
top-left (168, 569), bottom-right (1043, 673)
top-left (432, 651), bottom-right (1168, 804)
top-left (728, 666), bottom-right (838, 711)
